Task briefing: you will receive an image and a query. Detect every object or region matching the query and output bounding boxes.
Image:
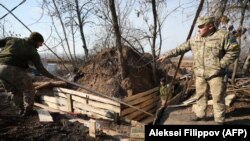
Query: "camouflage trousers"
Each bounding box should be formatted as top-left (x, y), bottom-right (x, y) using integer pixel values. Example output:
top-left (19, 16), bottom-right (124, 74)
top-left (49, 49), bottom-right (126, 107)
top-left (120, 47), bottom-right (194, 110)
top-left (0, 64), bottom-right (35, 112)
top-left (192, 76), bottom-right (226, 123)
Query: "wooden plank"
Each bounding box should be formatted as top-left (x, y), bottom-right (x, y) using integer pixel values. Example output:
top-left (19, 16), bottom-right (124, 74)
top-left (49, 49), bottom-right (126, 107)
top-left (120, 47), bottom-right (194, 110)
top-left (73, 101), bottom-right (111, 118)
top-left (72, 95), bottom-right (120, 113)
top-left (89, 120), bottom-right (96, 137)
top-left (53, 87), bottom-right (120, 106)
top-left (121, 95), bottom-right (159, 116)
top-left (123, 87), bottom-right (159, 103)
top-left (130, 126), bottom-right (145, 139)
top-left (134, 106), bottom-right (157, 121)
top-left (125, 102), bottom-right (156, 120)
top-left (36, 109), bottom-right (53, 122)
top-left (67, 94), bottom-right (73, 112)
top-left (126, 92), bottom-right (158, 107)
top-left (34, 102), bottom-right (64, 113)
top-left (41, 101), bottom-right (68, 112)
top-left (74, 108), bottom-right (113, 120)
top-left (140, 116), bottom-right (154, 125)
top-left (41, 96), bottom-right (67, 106)
top-left (34, 103), bottom-right (126, 140)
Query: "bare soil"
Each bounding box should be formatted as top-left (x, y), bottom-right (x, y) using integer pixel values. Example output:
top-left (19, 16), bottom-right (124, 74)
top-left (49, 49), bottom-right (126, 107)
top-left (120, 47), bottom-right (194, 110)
top-left (75, 47), bottom-right (157, 98)
top-left (0, 93), bottom-right (117, 141)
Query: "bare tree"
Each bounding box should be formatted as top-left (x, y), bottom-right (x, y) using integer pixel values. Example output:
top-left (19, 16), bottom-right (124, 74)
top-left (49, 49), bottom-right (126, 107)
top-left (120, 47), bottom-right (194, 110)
top-left (151, 0), bottom-right (158, 84)
top-left (109, 0), bottom-right (126, 79)
top-left (42, 0), bottom-right (94, 67)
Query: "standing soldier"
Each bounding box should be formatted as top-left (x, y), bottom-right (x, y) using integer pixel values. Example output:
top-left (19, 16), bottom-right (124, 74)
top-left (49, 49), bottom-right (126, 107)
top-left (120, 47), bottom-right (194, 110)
top-left (0, 32), bottom-right (57, 117)
top-left (159, 77), bottom-right (171, 106)
top-left (158, 16), bottom-right (240, 124)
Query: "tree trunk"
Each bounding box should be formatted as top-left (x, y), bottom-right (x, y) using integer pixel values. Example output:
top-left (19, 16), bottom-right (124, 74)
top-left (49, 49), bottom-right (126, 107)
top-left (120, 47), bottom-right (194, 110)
top-left (231, 0), bottom-right (248, 85)
top-left (75, 0), bottom-right (89, 59)
top-left (151, 0), bottom-right (157, 84)
top-left (109, 0), bottom-right (126, 79)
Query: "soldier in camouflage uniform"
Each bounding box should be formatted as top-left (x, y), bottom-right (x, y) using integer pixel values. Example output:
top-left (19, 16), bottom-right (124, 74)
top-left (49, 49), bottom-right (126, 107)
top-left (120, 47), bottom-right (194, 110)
top-left (158, 16), bottom-right (240, 124)
top-left (0, 32), bottom-right (57, 117)
top-left (159, 77), bottom-right (171, 106)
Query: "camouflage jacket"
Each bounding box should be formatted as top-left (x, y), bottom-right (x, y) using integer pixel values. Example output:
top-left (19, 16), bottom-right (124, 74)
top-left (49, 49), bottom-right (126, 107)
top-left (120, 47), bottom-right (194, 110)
top-left (0, 37), bottom-right (54, 78)
top-left (160, 84), bottom-right (171, 100)
top-left (164, 29), bottom-right (240, 79)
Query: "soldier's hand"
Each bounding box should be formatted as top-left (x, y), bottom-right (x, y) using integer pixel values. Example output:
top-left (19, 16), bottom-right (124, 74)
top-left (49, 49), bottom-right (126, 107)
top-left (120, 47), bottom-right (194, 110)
top-left (157, 55), bottom-right (169, 63)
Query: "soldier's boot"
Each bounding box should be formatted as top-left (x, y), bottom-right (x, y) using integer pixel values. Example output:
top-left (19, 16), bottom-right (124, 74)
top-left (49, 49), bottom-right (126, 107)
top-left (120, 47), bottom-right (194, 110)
top-left (190, 115), bottom-right (207, 121)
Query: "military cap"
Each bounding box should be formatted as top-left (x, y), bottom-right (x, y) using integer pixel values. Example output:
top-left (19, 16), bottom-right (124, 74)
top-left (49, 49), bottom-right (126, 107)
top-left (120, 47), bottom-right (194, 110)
top-left (160, 77), bottom-right (166, 83)
top-left (29, 32), bottom-right (44, 42)
top-left (197, 16), bottom-right (215, 26)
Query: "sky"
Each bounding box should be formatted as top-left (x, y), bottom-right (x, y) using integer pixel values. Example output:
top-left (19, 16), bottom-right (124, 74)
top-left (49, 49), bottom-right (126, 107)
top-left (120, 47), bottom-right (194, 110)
top-left (0, 0), bottom-right (199, 56)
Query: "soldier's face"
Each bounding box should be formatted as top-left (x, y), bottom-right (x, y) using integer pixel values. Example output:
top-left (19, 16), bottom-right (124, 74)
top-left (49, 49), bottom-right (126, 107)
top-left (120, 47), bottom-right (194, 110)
top-left (35, 42), bottom-right (43, 48)
top-left (198, 23), bottom-right (214, 37)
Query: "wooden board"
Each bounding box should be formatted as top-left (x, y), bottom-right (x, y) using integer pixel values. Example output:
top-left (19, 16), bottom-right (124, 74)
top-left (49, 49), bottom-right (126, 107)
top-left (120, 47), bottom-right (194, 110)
top-left (41, 101), bottom-right (68, 112)
top-left (72, 95), bottom-right (120, 113)
top-left (134, 107), bottom-right (157, 121)
top-left (36, 109), bottom-right (53, 122)
top-left (121, 95), bottom-right (159, 116)
top-left (126, 92), bottom-right (159, 106)
top-left (124, 102), bottom-right (156, 120)
top-left (73, 101), bottom-right (112, 118)
top-left (123, 87), bottom-right (159, 103)
top-left (53, 87), bottom-right (120, 106)
top-left (140, 116), bottom-right (154, 125)
top-left (41, 96), bottom-right (67, 106)
top-left (74, 108), bottom-right (113, 120)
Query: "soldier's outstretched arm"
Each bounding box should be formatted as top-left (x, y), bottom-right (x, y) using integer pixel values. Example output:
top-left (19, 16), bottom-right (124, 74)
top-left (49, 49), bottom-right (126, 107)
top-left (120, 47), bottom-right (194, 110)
top-left (157, 40), bottom-right (192, 63)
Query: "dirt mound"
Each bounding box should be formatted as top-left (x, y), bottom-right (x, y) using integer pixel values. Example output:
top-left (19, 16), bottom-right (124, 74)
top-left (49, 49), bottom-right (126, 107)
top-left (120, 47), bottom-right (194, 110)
top-left (75, 47), bottom-right (156, 98)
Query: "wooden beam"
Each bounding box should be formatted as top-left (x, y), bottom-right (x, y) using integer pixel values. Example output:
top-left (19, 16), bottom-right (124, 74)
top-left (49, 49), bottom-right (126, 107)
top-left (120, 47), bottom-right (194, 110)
top-left (67, 94), bottom-right (73, 112)
top-left (89, 120), bottom-right (96, 137)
